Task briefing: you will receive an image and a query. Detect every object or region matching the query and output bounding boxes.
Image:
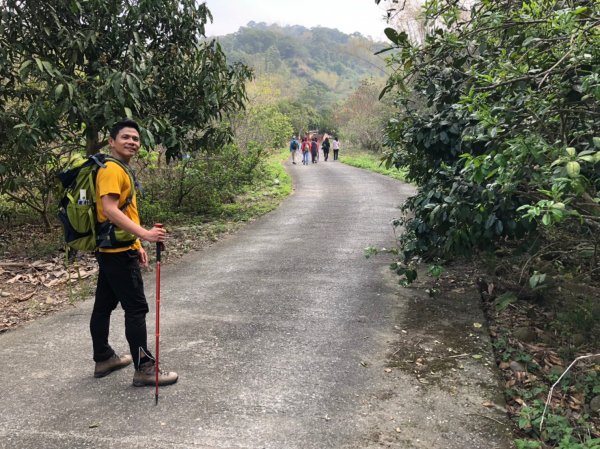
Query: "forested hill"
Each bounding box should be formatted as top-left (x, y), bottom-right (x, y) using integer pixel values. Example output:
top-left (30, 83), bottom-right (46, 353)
top-left (215, 22), bottom-right (388, 106)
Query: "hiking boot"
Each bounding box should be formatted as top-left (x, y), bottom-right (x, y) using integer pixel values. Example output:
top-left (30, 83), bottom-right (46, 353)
top-left (132, 361), bottom-right (178, 387)
top-left (94, 353), bottom-right (133, 378)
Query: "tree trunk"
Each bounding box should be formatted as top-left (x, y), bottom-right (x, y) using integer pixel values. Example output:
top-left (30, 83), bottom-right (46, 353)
top-left (86, 124), bottom-right (100, 156)
top-left (41, 209), bottom-right (51, 231)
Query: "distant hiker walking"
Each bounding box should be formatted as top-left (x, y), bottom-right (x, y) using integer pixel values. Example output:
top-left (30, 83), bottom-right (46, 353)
top-left (289, 136), bottom-right (299, 165)
top-left (311, 137), bottom-right (318, 164)
top-left (91, 119), bottom-right (178, 388)
top-left (332, 137), bottom-right (340, 161)
top-left (322, 137), bottom-right (331, 161)
top-left (301, 137), bottom-right (310, 165)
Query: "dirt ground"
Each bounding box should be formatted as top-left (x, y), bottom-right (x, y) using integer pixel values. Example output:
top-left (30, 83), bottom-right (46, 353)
top-left (405, 262), bottom-right (600, 445)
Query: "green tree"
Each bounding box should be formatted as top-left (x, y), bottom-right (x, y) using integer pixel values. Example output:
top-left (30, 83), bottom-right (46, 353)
top-left (334, 79), bottom-right (393, 152)
top-left (380, 0), bottom-right (600, 277)
top-left (276, 99), bottom-right (320, 137)
top-left (231, 105), bottom-right (293, 151)
top-left (0, 0), bottom-right (252, 227)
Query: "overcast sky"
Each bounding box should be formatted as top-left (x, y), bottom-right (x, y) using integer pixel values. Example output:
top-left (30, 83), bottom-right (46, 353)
top-left (203, 0), bottom-right (389, 41)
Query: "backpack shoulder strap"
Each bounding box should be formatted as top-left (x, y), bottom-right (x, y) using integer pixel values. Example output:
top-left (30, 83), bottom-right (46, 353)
top-left (103, 155), bottom-right (137, 210)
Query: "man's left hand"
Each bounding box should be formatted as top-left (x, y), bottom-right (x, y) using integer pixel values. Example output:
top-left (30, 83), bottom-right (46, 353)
top-left (138, 247), bottom-right (148, 267)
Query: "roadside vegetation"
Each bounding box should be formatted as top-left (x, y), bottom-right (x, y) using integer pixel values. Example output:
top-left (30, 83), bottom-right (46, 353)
top-left (377, 0), bottom-right (600, 447)
top-left (340, 149), bottom-right (408, 182)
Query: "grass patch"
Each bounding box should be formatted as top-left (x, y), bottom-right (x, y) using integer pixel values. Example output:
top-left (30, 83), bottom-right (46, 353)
top-left (340, 149), bottom-right (408, 181)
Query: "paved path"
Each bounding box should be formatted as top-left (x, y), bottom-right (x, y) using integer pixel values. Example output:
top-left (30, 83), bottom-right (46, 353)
top-left (0, 158), bottom-right (512, 448)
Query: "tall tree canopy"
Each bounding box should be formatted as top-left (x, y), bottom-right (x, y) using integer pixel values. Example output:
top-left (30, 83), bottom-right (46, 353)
top-left (0, 0), bottom-right (252, 225)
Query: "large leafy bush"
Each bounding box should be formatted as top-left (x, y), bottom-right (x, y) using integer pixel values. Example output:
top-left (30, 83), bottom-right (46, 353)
top-left (381, 0), bottom-right (600, 277)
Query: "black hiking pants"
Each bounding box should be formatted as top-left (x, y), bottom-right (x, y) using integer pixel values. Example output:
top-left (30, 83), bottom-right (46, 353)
top-left (323, 149), bottom-right (330, 161)
top-left (91, 250), bottom-right (152, 369)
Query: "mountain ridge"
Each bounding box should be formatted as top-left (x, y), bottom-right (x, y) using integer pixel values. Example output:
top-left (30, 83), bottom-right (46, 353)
top-left (215, 22), bottom-right (389, 107)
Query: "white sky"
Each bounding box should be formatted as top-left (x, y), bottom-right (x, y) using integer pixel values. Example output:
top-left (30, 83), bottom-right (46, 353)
top-left (203, 0), bottom-right (389, 41)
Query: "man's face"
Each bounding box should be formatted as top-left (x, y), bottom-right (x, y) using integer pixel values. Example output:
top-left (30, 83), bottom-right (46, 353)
top-left (109, 127), bottom-right (141, 161)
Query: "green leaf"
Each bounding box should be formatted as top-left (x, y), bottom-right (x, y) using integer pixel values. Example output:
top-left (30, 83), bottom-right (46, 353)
top-left (384, 27), bottom-right (399, 44)
top-left (111, 72), bottom-right (122, 94)
top-left (428, 264), bottom-right (445, 278)
top-left (522, 37), bottom-right (539, 47)
top-left (495, 292), bottom-right (517, 312)
top-left (144, 128), bottom-right (155, 148)
top-left (374, 46), bottom-right (395, 56)
top-left (124, 107), bottom-right (133, 118)
top-left (34, 58), bottom-right (44, 72)
top-left (19, 60), bottom-right (33, 75)
top-left (405, 269), bottom-right (417, 283)
top-left (384, 28), bottom-right (408, 46)
top-left (529, 272), bottom-right (546, 289)
top-left (542, 214), bottom-right (551, 226)
top-left (126, 74), bottom-right (137, 94)
top-left (54, 84), bottom-right (64, 99)
top-left (495, 220), bottom-right (503, 234)
top-left (41, 60), bottom-right (54, 76)
top-left (379, 83), bottom-right (393, 100)
top-left (364, 246), bottom-right (379, 258)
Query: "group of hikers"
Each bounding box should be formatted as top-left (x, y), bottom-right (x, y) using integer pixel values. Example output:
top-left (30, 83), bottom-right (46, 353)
top-left (289, 135), bottom-right (340, 165)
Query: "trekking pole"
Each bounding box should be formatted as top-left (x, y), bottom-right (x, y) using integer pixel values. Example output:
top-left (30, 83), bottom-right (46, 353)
top-left (154, 223), bottom-right (165, 405)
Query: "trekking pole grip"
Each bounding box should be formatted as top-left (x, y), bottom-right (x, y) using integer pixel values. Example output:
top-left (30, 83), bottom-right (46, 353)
top-left (154, 223), bottom-right (164, 261)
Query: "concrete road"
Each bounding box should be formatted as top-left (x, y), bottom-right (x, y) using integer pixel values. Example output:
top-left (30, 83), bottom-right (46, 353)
top-left (0, 158), bottom-right (513, 448)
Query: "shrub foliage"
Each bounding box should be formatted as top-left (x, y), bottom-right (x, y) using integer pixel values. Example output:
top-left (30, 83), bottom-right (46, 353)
top-left (380, 0), bottom-right (600, 278)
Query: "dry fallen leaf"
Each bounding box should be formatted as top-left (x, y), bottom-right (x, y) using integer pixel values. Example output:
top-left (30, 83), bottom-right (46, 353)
top-left (16, 292), bottom-right (35, 302)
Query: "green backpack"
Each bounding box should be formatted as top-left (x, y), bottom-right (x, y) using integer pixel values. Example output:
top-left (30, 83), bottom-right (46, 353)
top-left (57, 153), bottom-right (137, 251)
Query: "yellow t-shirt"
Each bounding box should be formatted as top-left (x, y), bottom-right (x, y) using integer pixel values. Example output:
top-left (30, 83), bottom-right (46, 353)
top-left (95, 160), bottom-right (141, 253)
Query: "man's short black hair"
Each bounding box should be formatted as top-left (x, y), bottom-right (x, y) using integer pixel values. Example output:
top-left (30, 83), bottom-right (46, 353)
top-left (110, 119), bottom-right (140, 140)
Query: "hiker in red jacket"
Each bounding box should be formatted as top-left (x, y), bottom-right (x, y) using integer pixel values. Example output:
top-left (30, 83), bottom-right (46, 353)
top-left (301, 137), bottom-right (311, 165)
top-left (310, 137), bottom-right (318, 164)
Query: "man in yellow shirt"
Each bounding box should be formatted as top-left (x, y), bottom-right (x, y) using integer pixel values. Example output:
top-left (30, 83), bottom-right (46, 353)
top-left (91, 119), bottom-right (178, 387)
